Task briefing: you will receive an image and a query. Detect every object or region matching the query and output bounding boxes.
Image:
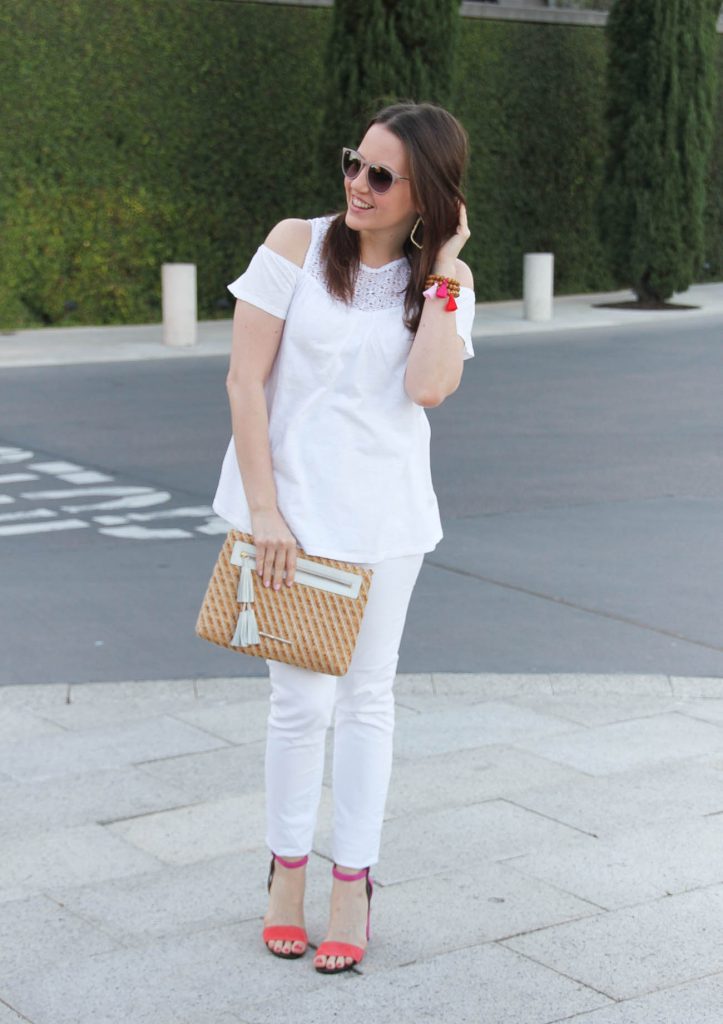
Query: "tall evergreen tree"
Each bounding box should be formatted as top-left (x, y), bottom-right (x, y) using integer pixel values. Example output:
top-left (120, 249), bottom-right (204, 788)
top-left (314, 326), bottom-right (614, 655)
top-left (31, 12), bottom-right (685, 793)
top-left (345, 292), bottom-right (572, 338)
top-left (316, 0), bottom-right (459, 212)
top-left (599, 0), bottom-right (719, 304)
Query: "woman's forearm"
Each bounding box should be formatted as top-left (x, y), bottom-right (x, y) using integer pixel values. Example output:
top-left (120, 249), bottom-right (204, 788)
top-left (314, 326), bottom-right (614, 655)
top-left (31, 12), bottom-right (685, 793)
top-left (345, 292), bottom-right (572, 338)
top-left (225, 380), bottom-right (278, 513)
top-left (404, 276), bottom-right (464, 407)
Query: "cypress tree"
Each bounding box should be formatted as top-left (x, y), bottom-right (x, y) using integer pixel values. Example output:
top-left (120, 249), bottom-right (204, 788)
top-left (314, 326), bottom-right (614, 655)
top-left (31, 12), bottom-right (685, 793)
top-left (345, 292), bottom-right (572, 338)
top-left (316, 0), bottom-right (459, 212)
top-left (599, 0), bottom-right (719, 304)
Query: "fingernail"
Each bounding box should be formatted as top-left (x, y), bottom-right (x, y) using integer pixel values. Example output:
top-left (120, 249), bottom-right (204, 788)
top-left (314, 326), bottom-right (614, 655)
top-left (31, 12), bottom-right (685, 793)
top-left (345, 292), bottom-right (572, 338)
top-left (273, 583), bottom-right (280, 590)
top-left (264, 580), bottom-right (269, 587)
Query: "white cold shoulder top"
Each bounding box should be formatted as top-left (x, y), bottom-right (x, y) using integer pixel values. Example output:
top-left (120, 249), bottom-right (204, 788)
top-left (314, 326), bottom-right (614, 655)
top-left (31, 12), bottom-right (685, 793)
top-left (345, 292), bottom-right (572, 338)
top-left (212, 213), bottom-right (476, 563)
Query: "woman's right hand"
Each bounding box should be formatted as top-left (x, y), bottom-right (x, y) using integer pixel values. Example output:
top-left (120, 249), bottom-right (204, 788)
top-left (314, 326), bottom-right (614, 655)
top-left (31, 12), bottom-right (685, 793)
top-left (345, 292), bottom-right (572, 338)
top-left (250, 507), bottom-right (298, 590)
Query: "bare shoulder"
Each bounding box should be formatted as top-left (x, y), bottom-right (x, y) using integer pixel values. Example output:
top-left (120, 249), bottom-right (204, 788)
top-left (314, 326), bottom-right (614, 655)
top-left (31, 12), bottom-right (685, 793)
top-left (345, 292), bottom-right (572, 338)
top-left (454, 257), bottom-right (474, 290)
top-left (263, 218), bottom-right (312, 269)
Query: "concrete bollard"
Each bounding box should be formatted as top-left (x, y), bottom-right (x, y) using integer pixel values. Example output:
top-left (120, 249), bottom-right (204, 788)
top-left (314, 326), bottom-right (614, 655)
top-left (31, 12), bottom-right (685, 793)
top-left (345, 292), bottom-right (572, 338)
top-left (162, 263), bottom-right (197, 347)
top-left (523, 253), bottom-right (554, 321)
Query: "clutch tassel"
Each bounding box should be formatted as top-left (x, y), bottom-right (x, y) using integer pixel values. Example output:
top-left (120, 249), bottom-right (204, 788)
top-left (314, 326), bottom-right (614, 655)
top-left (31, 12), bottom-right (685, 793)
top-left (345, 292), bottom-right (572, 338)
top-left (231, 607), bottom-right (260, 646)
top-left (231, 556), bottom-right (260, 646)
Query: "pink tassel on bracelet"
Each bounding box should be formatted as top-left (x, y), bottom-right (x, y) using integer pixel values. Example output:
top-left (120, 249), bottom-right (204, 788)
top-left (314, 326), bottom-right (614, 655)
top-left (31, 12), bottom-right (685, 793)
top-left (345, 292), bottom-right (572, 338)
top-left (422, 283), bottom-right (437, 299)
top-left (436, 280), bottom-right (449, 298)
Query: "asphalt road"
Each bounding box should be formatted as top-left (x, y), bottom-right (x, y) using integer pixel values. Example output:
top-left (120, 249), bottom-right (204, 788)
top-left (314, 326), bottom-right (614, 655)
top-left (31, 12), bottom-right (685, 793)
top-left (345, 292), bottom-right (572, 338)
top-left (1, 314), bottom-right (722, 684)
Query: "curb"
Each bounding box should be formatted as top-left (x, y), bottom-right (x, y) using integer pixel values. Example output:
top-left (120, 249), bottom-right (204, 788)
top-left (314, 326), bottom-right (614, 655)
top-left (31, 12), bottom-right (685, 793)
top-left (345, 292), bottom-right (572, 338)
top-left (2, 673), bottom-right (722, 701)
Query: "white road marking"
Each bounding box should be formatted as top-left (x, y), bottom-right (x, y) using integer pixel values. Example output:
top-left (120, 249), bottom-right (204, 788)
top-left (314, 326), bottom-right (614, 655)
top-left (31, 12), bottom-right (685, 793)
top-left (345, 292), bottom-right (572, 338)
top-left (61, 491), bottom-right (172, 512)
top-left (0, 473), bottom-right (38, 483)
top-left (128, 505), bottom-right (214, 521)
top-left (57, 471), bottom-right (114, 484)
top-left (0, 508), bottom-right (56, 523)
top-left (196, 517), bottom-right (231, 535)
top-left (0, 447), bottom-right (33, 464)
top-left (21, 486), bottom-right (153, 499)
top-left (98, 525), bottom-right (193, 539)
top-left (1, 445), bottom-right (223, 542)
top-left (0, 518), bottom-right (89, 536)
top-left (30, 461), bottom-right (85, 473)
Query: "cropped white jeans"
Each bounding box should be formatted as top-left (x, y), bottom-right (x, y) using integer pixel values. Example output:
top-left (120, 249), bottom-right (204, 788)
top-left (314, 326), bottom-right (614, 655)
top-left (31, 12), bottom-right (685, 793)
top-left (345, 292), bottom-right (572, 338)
top-left (264, 551), bottom-right (425, 870)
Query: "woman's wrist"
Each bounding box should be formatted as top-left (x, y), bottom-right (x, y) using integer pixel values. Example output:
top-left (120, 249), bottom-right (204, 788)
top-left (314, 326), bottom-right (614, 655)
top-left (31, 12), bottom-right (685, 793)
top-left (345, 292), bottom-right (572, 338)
top-left (432, 256), bottom-right (457, 278)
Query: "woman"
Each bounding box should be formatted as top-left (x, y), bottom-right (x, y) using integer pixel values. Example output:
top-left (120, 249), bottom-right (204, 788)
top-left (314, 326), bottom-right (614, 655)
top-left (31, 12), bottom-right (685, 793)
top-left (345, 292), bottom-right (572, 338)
top-left (212, 100), bottom-right (475, 973)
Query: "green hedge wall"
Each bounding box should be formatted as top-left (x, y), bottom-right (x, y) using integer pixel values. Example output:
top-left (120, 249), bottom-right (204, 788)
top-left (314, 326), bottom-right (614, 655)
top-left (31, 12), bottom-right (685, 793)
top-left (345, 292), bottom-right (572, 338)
top-left (0, 1), bottom-right (720, 329)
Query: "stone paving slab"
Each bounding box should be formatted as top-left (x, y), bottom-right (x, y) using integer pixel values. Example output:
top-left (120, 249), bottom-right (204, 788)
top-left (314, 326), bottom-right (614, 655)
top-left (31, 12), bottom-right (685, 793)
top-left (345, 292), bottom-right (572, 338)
top-left (0, 894), bottom-right (121, 977)
top-left (105, 792), bottom-right (270, 865)
top-left (421, 671), bottom-right (558, 698)
top-left (19, 679), bottom-right (272, 733)
top-left (355, 861), bottom-right (598, 966)
top-left (505, 755), bottom-right (723, 837)
top-left (0, 682), bottom-right (72, 708)
top-left (44, 849), bottom-right (331, 948)
top-left (669, 675), bottom-right (723, 698)
top-left (502, 814), bottom-right (723, 909)
top-left (390, 698), bottom-right (581, 761)
top-left (0, 706), bottom-right (65, 743)
top-left (493, 689), bottom-right (692, 727)
top-left (550, 971), bottom-right (723, 1023)
top-left (0, 1002), bottom-right (31, 1024)
top-left (549, 674), bottom-right (672, 696)
top-left (510, 710), bottom-right (723, 775)
top-left (0, 766), bottom-right (196, 841)
top-left (317, 799), bottom-right (598, 887)
top-left (135, 738), bottom-right (268, 803)
top-left (105, 786), bottom-right (331, 866)
top-left (0, 920), bottom-right (322, 1024)
top-left (246, 942), bottom-right (611, 1024)
top-left (383, 743), bottom-right (587, 819)
top-left (193, 676), bottom-right (270, 703)
top-left (501, 885), bottom-right (723, 1002)
top-left (0, 715), bottom-right (230, 783)
top-left (674, 696), bottom-right (723, 726)
top-left (0, 824), bottom-right (162, 904)
top-left (35, 679), bottom-right (202, 730)
top-left (171, 698), bottom-right (271, 746)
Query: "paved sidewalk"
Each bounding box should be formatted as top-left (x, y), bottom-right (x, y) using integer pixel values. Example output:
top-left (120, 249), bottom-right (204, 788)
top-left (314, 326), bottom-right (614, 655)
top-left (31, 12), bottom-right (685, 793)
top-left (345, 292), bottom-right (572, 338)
top-left (2, 672), bottom-right (723, 1023)
top-left (1, 281), bottom-right (722, 367)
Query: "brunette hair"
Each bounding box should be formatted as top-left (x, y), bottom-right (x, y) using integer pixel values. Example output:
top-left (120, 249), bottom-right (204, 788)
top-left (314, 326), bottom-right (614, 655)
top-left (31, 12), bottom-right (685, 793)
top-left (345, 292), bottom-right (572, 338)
top-left (320, 101), bottom-right (469, 334)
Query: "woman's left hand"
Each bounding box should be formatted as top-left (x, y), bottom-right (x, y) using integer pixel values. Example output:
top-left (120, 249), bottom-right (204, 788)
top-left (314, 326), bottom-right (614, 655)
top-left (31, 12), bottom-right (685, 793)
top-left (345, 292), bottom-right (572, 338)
top-left (434, 201), bottom-right (471, 267)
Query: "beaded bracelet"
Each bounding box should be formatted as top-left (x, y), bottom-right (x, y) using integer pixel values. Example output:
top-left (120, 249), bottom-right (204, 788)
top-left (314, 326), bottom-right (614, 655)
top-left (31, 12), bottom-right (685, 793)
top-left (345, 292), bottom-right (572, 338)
top-left (424, 273), bottom-right (461, 296)
top-left (423, 274), bottom-right (460, 312)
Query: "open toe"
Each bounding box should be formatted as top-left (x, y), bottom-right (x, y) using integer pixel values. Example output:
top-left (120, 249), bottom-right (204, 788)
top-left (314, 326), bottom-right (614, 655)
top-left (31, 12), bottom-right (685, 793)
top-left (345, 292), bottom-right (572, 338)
top-left (262, 853), bottom-right (309, 960)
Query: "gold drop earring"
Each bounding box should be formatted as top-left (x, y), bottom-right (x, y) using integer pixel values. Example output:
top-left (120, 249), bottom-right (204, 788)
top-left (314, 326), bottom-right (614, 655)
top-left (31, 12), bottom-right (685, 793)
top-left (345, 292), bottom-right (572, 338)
top-left (409, 215), bottom-right (424, 251)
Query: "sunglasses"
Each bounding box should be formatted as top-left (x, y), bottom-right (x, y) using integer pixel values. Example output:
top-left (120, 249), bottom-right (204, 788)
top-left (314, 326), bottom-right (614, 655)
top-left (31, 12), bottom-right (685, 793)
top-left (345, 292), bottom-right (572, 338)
top-left (341, 147), bottom-right (410, 195)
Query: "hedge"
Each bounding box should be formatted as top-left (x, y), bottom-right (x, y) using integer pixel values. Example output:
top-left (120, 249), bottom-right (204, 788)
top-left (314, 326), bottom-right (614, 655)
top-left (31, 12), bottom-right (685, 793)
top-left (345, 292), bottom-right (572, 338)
top-left (0, 0), bottom-right (719, 328)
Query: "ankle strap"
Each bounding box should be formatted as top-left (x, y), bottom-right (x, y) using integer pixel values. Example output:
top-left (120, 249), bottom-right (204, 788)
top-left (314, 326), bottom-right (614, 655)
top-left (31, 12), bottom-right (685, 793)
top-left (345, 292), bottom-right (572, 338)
top-left (332, 864), bottom-right (369, 882)
top-left (273, 853), bottom-right (309, 870)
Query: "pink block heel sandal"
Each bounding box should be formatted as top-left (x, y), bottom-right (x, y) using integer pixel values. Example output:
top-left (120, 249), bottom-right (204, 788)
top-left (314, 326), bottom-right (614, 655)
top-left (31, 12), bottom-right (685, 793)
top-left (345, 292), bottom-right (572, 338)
top-left (314, 864), bottom-right (374, 974)
top-left (262, 852), bottom-right (309, 959)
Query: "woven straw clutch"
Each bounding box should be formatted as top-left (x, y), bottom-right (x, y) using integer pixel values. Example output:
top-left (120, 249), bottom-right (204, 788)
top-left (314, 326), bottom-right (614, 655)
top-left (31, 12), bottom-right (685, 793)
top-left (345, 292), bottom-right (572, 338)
top-left (195, 529), bottom-right (374, 676)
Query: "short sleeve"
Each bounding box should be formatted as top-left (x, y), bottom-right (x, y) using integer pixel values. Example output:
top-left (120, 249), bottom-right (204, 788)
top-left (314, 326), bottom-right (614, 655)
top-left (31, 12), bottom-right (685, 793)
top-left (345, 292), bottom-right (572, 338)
top-left (455, 286), bottom-right (476, 360)
top-left (227, 243), bottom-right (303, 320)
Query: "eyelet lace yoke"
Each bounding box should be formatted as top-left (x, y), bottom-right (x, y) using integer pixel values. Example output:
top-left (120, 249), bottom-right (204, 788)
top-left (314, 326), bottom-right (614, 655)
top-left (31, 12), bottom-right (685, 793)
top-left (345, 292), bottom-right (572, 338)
top-left (305, 216), bottom-right (411, 311)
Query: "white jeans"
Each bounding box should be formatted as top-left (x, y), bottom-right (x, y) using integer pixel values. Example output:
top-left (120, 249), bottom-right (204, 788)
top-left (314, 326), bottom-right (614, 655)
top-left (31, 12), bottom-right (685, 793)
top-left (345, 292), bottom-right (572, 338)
top-left (264, 551), bottom-right (425, 869)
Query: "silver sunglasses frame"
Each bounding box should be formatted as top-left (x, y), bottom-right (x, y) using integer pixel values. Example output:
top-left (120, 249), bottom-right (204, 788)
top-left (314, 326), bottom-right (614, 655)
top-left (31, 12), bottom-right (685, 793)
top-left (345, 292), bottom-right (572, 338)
top-left (341, 147), bottom-right (410, 194)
